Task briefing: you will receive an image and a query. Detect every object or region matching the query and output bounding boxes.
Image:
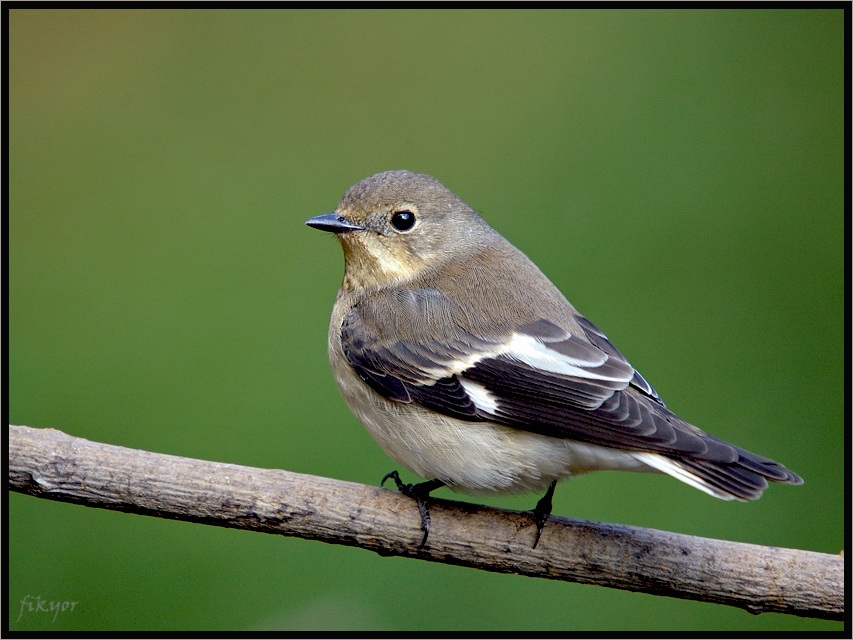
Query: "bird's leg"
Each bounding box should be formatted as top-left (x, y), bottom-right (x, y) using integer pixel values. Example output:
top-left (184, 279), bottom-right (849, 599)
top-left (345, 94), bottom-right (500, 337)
top-left (381, 470), bottom-right (445, 548)
top-left (530, 479), bottom-right (557, 549)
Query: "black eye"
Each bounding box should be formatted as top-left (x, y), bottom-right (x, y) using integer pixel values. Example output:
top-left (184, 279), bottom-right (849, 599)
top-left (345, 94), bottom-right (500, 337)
top-left (390, 210), bottom-right (416, 232)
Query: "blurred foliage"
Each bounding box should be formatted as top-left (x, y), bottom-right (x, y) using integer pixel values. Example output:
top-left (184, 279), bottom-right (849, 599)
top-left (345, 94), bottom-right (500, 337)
top-left (8, 8), bottom-right (844, 632)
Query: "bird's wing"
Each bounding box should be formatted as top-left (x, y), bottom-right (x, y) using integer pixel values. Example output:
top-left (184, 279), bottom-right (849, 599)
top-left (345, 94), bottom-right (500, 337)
top-left (340, 288), bottom-right (801, 497)
top-left (340, 289), bottom-right (733, 461)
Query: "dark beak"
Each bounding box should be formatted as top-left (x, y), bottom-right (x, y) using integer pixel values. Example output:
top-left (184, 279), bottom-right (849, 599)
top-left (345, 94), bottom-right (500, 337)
top-left (305, 212), bottom-right (365, 233)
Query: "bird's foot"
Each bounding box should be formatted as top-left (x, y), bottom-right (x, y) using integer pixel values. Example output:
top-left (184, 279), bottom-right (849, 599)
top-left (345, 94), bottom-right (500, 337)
top-left (382, 470), bottom-right (445, 548)
top-left (530, 480), bottom-right (557, 549)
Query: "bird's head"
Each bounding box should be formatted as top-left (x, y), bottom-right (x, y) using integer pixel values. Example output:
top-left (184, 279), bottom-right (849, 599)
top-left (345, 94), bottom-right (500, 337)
top-left (306, 170), bottom-right (492, 290)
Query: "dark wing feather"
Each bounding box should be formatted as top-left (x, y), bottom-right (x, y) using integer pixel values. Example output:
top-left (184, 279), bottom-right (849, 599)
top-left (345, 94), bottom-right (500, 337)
top-left (574, 315), bottom-right (662, 404)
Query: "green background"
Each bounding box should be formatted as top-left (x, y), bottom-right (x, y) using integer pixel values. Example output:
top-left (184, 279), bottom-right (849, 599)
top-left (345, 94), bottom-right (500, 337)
top-left (8, 9), bottom-right (844, 632)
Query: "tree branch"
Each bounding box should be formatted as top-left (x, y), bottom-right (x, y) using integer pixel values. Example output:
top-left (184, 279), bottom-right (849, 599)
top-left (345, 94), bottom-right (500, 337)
top-left (8, 424), bottom-right (843, 621)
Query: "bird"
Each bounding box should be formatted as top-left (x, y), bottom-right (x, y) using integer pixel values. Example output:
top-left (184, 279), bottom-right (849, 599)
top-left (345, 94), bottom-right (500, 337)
top-left (305, 170), bottom-right (803, 548)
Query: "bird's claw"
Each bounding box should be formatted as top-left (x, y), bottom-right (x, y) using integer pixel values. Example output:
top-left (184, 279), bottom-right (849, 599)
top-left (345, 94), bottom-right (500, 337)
top-left (530, 480), bottom-right (557, 549)
top-left (381, 470), bottom-right (444, 548)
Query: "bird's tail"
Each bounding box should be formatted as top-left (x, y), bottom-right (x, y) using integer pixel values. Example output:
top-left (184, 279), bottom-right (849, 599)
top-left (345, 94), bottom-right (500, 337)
top-left (633, 445), bottom-right (803, 501)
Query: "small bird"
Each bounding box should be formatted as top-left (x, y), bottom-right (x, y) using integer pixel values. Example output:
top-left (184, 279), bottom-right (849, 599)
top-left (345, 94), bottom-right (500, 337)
top-left (306, 170), bottom-right (803, 548)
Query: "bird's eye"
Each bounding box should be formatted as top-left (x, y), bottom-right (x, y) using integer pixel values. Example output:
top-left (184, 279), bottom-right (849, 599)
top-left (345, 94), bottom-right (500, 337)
top-left (390, 210), bottom-right (416, 232)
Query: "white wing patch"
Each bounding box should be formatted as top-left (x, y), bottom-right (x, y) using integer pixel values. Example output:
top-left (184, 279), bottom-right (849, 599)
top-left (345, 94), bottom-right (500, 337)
top-left (459, 379), bottom-right (500, 415)
top-left (504, 333), bottom-right (622, 379)
top-left (431, 330), bottom-right (633, 391)
top-left (439, 330), bottom-right (636, 420)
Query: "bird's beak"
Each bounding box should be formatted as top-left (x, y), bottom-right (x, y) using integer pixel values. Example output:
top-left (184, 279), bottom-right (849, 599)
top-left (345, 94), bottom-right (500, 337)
top-left (305, 212), bottom-right (365, 233)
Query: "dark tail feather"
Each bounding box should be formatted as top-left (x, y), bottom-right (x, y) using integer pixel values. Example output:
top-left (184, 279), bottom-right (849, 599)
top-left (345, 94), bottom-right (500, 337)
top-left (635, 444), bottom-right (802, 501)
top-left (671, 445), bottom-right (803, 501)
